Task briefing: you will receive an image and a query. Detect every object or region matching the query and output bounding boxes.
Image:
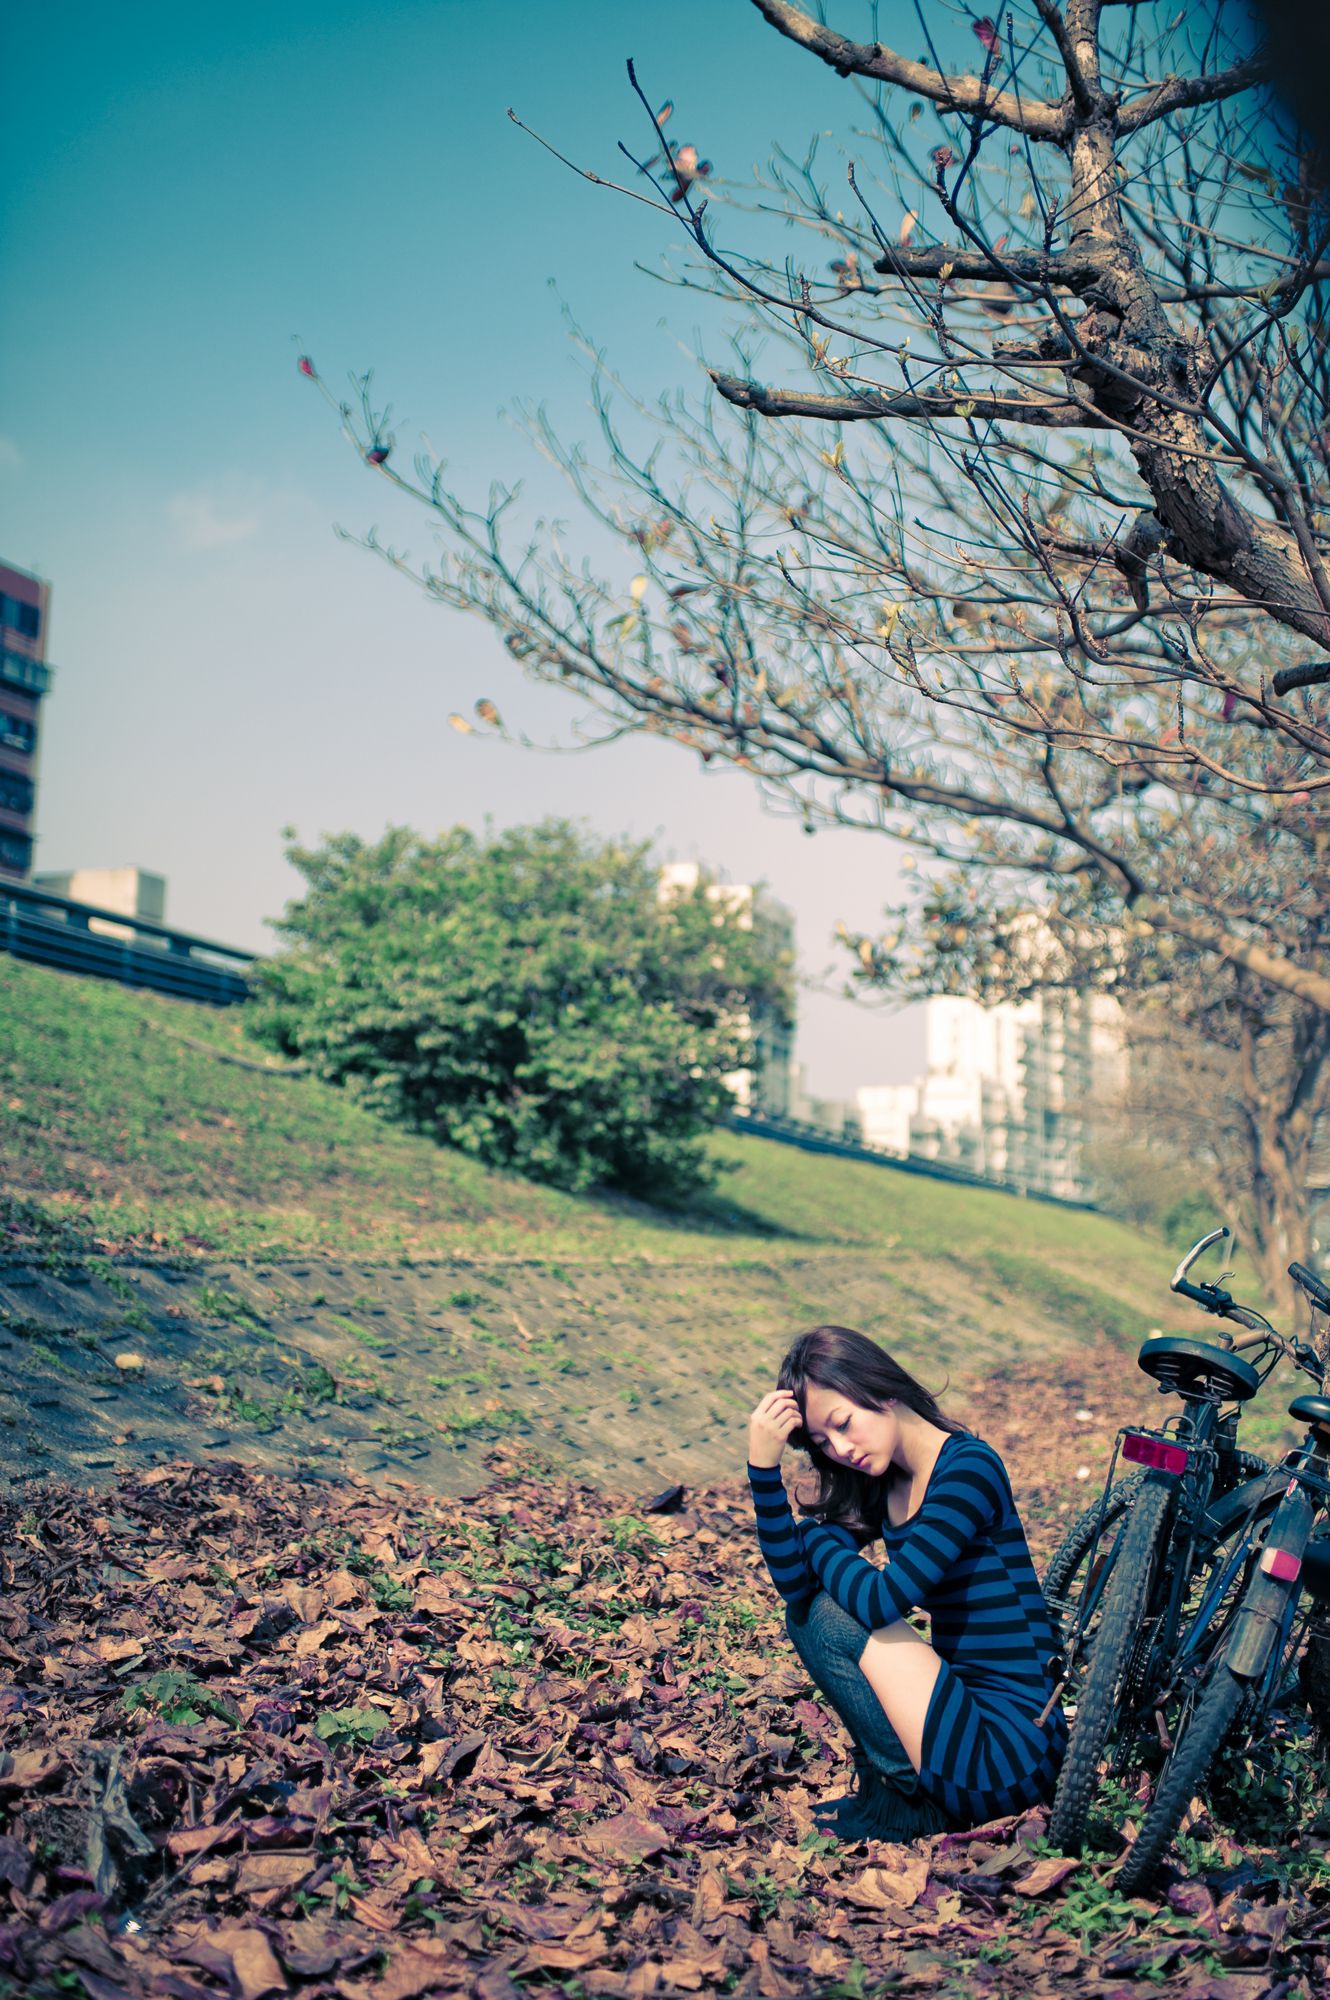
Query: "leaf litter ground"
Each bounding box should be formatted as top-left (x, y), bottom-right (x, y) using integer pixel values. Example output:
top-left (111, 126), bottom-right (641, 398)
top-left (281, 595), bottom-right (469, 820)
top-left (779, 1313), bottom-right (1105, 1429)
top-left (2, 1350), bottom-right (1328, 2000)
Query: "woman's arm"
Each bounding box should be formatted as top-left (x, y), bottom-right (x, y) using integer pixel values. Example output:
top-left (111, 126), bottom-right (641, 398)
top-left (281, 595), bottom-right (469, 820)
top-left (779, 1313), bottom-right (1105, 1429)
top-left (744, 1388), bottom-right (872, 1607)
top-left (799, 1442), bottom-right (1005, 1630)
top-left (747, 1462), bottom-right (820, 1606)
top-left (748, 1467), bottom-right (872, 1606)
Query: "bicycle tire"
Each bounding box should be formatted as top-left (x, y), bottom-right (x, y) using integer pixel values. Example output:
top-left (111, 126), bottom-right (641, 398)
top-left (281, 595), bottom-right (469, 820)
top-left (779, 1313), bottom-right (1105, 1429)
top-left (1042, 1472), bottom-right (1146, 1637)
top-left (1116, 1658), bottom-right (1245, 1894)
top-left (1047, 1475), bottom-right (1174, 1856)
top-left (1300, 1614), bottom-right (1330, 1731)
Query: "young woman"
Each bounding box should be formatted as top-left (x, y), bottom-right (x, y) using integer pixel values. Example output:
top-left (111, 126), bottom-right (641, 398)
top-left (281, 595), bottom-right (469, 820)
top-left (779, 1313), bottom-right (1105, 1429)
top-left (746, 1325), bottom-right (1067, 1841)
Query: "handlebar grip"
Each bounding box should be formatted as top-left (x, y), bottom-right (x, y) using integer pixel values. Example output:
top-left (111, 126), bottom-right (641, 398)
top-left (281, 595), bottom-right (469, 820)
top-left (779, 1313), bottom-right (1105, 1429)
top-left (1289, 1261), bottom-right (1330, 1313)
top-left (1172, 1276), bottom-right (1231, 1310)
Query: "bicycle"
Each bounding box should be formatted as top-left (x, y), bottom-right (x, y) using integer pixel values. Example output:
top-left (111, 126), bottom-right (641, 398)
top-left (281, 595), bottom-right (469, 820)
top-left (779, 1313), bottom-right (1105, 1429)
top-left (1045, 1229), bottom-right (1313, 1856)
top-left (1115, 1258), bottom-right (1330, 1891)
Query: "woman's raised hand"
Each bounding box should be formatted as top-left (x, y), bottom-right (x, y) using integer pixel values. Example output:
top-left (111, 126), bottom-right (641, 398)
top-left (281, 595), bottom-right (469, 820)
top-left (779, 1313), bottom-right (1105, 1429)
top-left (747, 1388), bottom-right (802, 1470)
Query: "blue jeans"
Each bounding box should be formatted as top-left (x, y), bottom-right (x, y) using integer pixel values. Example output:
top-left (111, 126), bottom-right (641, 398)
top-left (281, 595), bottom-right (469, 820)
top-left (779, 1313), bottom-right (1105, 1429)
top-left (786, 1591), bottom-right (955, 1839)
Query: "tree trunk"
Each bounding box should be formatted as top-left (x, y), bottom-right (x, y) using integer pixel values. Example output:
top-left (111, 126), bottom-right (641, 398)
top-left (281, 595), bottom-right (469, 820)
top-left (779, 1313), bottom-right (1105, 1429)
top-left (1233, 1006), bottom-right (1327, 1317)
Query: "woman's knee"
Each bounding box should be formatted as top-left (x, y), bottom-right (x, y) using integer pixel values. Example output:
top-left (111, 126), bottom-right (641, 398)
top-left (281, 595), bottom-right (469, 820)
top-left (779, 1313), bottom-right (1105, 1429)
top-left (786, 1590), bottom-right (866, 1658)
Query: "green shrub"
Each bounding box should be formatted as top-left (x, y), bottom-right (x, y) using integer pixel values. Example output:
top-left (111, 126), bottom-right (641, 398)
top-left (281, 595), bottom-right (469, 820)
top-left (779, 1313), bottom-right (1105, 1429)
top-left (250, 820), bottom-right (792, 1199)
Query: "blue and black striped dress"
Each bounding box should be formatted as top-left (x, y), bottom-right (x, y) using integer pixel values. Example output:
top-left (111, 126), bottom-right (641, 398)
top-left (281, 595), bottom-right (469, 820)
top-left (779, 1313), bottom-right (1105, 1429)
top-left (748, 1431), bottom-right (1068, 1823)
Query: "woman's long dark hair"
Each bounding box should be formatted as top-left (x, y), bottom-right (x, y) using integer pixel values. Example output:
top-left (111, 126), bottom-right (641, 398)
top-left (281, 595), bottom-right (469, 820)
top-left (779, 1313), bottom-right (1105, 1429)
top-left (778, 1325), bottom-right (970, 1533)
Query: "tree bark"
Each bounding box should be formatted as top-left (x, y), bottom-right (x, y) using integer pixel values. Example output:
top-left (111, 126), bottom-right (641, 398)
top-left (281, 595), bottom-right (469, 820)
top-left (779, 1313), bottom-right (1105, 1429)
top-left (1233, 1003), bottom-right (1327, 1315)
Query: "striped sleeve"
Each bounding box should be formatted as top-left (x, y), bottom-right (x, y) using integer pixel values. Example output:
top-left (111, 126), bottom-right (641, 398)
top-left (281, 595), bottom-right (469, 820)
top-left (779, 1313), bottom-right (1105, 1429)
top-left (748, 1463), bottom-right (816, 1605)
top-left (799, 1441), bottom-right (1005, 1630)
top-left (747, 1463), bottom-right (861, 1606)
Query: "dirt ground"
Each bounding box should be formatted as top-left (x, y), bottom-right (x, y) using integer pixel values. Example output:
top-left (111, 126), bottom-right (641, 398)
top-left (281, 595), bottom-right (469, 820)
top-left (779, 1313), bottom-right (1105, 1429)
top-left (0, 1250), bottom-right (1165, 1518)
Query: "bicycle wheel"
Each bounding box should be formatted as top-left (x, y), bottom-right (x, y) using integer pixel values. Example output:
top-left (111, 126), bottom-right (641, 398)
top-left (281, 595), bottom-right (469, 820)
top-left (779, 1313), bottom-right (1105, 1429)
top-left (1154, 1492), bottom-right (1274, 1714)
top-left (1042, 1473), bottom-right (1146, 1644)
top-left (1299, 1611), bottom-right (1330, 1729)
top-left (1047, 1475), bottom-right (1174, 1856)
top-left (1116, 1658), bottom-right (1245, 1894)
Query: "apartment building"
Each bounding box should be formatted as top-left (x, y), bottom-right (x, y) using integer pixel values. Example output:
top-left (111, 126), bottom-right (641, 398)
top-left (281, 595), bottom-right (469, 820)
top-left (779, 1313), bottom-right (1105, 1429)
top-left (0, 560), bottom-right (53, 879)
top-left (858, 989), bottom-right (1125, 1199)
top-left (657, 860), bottom-right (796, 1118)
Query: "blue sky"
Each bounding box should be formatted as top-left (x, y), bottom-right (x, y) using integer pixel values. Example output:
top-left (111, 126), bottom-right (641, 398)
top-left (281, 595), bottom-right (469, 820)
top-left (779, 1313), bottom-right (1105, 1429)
top-left (0, 0), bottom-right (951, 1096)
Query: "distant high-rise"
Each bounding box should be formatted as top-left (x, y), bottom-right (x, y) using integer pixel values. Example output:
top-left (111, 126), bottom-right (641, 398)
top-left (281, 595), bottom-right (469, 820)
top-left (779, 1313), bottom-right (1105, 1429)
top-left (0, 560), bottom-right (53, 880)
top-left (857, 988), bottom-right (1126, 1200)
top-left (657, 860), bottom-right (797, 1118)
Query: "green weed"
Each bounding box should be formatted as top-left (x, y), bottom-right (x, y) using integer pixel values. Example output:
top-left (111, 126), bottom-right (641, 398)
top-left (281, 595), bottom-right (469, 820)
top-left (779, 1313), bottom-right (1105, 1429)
top-left (314, 1706), bottom-right (390, 1747)
top-left (197, 1283), bottom-right (266, 1332)
top-left (123, 1669), bottom-right (238, 1727)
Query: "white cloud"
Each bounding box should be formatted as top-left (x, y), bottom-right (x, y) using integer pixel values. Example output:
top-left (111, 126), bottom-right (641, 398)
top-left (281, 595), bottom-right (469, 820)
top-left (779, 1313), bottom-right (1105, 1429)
top-left (169, 487), bottom-right (261, 551)
top-left (0, 437), bottom-right (24, 471)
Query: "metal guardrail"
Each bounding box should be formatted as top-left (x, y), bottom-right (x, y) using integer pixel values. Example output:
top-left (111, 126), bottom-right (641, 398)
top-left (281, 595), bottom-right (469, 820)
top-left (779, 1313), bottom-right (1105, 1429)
top-left (0, 879), bottom-right (254, 1007)
top-left (726, 1108), bottom-right (1098, 1210)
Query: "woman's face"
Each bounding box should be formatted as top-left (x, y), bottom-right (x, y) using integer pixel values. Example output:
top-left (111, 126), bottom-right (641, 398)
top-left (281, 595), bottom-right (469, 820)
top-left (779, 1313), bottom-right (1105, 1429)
top-left (800, 1380), bottom-right (900, 1477)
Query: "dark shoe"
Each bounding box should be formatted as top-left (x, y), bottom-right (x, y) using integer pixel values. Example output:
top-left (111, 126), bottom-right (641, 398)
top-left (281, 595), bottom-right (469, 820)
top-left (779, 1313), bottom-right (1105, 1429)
top-left (856, 1772), bottom-right (953, 1841)
top-left (816, 1770), bottom-right (944, 1844)
top-left (812, 1743), bottom-right (875, 1833)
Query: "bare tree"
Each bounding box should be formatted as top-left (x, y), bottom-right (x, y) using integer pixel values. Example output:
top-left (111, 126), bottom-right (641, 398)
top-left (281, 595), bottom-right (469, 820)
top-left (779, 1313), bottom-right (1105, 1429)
top-left (303, 2), bottom-right (1330, 1254)
top-left (1090, 976), bottom-right (1330, 1309)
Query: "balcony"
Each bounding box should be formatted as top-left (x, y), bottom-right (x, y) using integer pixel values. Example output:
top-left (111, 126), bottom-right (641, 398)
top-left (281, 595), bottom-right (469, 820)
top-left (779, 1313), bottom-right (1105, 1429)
top-left (0, 649), bottom-right (52, 697)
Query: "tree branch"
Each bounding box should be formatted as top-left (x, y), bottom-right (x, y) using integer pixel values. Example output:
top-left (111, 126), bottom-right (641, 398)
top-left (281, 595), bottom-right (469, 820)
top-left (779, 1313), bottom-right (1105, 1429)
top-left (1117, 56), bottom-right (1272, 134)
top-left (747, 0), bottom-right (1066, 139)
top-left (1034, 0), bottom-right (1100, 115)
top-left (1272, 659), bottom-right (1330, 696)
top-left (709, 370), bottom-right (1107, 427)
top-left (869, 244), bottom-right (1095, 287)
top-left (1132, 897), bottom-right (1330, 1013)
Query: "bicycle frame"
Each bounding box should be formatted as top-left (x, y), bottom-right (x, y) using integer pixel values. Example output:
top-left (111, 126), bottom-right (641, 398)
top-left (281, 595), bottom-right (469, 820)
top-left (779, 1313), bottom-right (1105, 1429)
top-left (1169, 1442), bottom-right (1330, 1696)
top-left (1076, 1236), bottom-right (1330, 1889)
top-left (1226, 1449), bottom-right (1330, 1685)
top-left (1063, 1403), bottom-right (1236, 1684)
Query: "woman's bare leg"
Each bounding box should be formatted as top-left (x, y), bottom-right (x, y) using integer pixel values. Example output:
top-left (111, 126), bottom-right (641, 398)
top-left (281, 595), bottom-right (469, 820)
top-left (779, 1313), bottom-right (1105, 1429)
top-left (857, 1622), bottom-right (945, 1774)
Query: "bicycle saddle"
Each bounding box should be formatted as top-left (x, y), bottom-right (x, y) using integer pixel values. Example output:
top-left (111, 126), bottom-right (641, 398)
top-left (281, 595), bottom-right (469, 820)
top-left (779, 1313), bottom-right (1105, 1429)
top-left (1136, 1334), bottom-right (1260, 1402)
top-left (1288, 1394), bottom-right (1330, 1433)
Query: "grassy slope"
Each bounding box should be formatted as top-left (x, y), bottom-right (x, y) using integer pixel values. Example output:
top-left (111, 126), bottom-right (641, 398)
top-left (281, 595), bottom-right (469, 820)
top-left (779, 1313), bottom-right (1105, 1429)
top-left (5, 956), bottom-right (1305, 1486)
top-left (3, 953), bottom-right (1164, 1281)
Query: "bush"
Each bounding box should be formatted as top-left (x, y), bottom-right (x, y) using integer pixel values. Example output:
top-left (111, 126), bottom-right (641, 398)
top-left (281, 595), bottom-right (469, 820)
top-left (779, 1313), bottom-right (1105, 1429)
top-left (249, 821), bottom-right (793, 1199)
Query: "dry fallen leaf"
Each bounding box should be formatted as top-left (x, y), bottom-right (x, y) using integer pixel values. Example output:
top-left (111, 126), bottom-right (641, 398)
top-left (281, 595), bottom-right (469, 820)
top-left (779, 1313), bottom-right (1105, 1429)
top-left (2, 1349), bottom-right (1320, 2000)
top-left (581, 1810), bottom-right (672, 1865)
top-left (0, 1748), bottom-right (64, 1791)
top-left (842, 1849), bottom-right (931, 1910)
top-left (1011, 1855), bottom-right (1080, 1897)
top-left (234, 1851), bottom-right (316, 1897)
top-left (293, 1616), bottom-right (342, 1656)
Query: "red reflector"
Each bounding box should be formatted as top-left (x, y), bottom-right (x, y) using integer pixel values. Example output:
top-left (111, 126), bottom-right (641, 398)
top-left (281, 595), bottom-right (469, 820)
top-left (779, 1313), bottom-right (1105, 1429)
top-left (1121, 1433), bottom-right (1190, 1474)
top-left (1260, 1546), bottom-right (1302, 1582)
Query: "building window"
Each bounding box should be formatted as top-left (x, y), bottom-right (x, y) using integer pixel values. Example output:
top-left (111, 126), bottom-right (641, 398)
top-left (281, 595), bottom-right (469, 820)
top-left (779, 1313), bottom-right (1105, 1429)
top-left (17, 602), bottom-right (39, 641)
top-left (0, 596), bottom-right (41, 642)
top-left (0, 713), bottom-right (36, 754)
top-left (0, 830), bottom-right (32, 873)
top-left (0, 771), bottom-right (33, 816)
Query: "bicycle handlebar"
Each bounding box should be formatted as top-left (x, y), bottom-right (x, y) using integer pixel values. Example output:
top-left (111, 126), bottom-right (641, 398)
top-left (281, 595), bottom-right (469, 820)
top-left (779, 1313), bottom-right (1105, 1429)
top-left (1172, 1274), bottom-right (1233, 1311)
top-left (1289, 1261), bottom-right (1330, 1314)
top-left (1171, 1227), bottom-right (1230, 1293)
top-left (1169, 1228), bottom-right (1326, 1386)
